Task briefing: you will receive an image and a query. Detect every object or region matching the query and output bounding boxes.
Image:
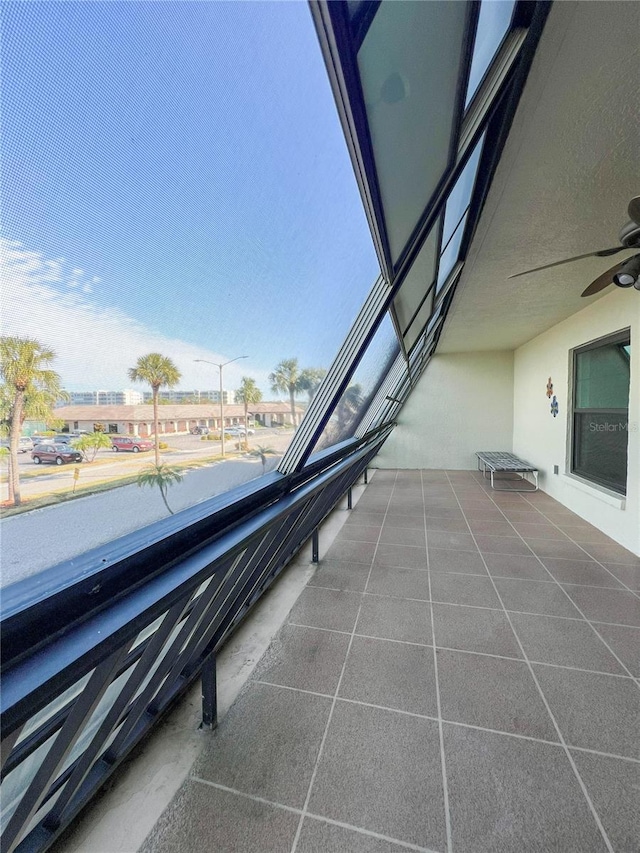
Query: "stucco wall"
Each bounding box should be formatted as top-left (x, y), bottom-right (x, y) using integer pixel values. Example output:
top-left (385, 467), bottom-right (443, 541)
top-left (513, 288), bottom-right (639, 554)
top-left (375, 351), bottom-right (514, 470)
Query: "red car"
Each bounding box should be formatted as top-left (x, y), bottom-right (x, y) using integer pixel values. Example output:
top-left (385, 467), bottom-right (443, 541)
top-left (31, 443), bottom-right (83, 465)
top-left (110, 436), bottom-right (154, 453)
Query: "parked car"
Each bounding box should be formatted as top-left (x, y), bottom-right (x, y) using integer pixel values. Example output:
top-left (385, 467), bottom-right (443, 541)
top-left (110, 436), bottom-right (154, 453)
top-left (1, 436), bottom-right (34, 453)
top-left (31, 443), bottom-right (83, 465)
top-left (224, 426), bottom-right (255, 437)
top-left (191, 426), bottom-right (210, 435)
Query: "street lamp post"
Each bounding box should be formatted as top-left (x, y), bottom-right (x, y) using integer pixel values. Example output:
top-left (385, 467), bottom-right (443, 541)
top-left (194, 356), bottom-right (248, 457)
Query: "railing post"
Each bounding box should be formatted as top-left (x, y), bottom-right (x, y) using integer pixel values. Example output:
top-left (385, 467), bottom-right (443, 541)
top-left (312, 528), bottom-right (319, 563)
top-left (347, 487), bottom-right (352, 510)
top-left (201, 654), bottom-right (218, 730)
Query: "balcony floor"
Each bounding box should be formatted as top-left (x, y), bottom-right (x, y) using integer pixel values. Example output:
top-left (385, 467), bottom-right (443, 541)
top-left (141, 469), bottom-right (639, 853)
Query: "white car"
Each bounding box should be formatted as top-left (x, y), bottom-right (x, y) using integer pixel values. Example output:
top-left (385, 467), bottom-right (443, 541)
top-left (224, 426), bottom-right (255, 437)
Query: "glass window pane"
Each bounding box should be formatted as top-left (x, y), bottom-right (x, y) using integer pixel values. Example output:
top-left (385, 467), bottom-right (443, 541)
top-left (437, 133), bottom-right (485, 292)
top-left (574, 413), bottom-right (628, 493)
top-left (575, 343), bottom-right (631, 409)
top-left (1, 1), bottom-right (379, 585)
top-left (313, 313), bottom-right (400, 452)
top-left (466, 0), bottom-right (516, 106)
top-left (392, 225), bottom-right (439, 335)
top-left (357, 0), bottom-right (469, 261)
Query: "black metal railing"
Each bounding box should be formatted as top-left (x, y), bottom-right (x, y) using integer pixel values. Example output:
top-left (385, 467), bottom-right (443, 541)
top-left (0, 425), bottom-right (392, 853)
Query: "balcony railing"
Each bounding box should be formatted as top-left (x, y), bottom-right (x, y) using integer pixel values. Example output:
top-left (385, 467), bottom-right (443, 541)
top-left (0, 424), bottom-right (392, 853)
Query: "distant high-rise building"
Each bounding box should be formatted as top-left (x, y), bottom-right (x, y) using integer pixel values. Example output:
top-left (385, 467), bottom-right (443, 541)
top-left (62, 389), bottom-right (144, 406)
top-left (141, 389), bottom-right (229, 404)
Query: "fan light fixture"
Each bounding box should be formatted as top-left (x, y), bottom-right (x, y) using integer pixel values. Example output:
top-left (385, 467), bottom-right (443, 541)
top-left (613, 254), bottom-right (640, 289)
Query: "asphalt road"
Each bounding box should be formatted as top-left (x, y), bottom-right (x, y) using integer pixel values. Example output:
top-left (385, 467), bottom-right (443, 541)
top-left (0, 454), bottom-right (281, 589)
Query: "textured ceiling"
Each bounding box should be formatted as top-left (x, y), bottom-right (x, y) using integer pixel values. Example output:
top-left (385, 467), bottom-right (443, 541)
top-left (440, 1), bottom-right (640, 353)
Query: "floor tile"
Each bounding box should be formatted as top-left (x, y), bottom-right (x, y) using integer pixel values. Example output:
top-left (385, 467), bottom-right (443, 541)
top-left (345, 511), bottom-right (385, 528)
top-left (542, 558), bottom-right (623, 588)
top-left (475, 535), bottom-right (533, 556)
top-left (194, 682), bottom-right (332, 807)
top-left (443, 725), bottom-right (607, 853)
top-left (423, 506), bottom-right (465, 520)
top-left (432, 603), bottom-right (522, 658)
top-left (427, 530), bottom-right (478, 552)
top-left (339, 636), bottom-right (437, 716)
top-left (252, 624), bottom-right (349, 694)
top-left (495, 578), bottom-right (582, 618)
top-left (533, 664), bottom-right (640, 759)
top-left (378, 526), bottom-right (426, 548)
top-left (460, 506), bottom-right (504, 520)
top-left (297, 817), bottom-right (409, 853)
top-left (524, 538), bottom-right (591, 561)
top-left (510, 522), bottom-right (569, 540)
top-left (482, 552), bottom-right (550, 580)
top-left (384, 513), bottom-right (425, 529)
top-left (560, 525), bottom-right (617, 545)
top-left (509, 612), bottom-right (626, 674)
top-left (356, 595), bottom-right (432, 644)
top-left (437, 649), bottom-right (557, 740)
top-left (325, 539), bottom-right (377, 565)
top-left (466, 519), bottom-right (517, 537)
top-left (562, 585), bottom-right (640, 627)
top-left (571, 750), bottom-right (640, 853)
top-left (139, 781), bottom-right (300, 853)
top-left (591, 622), bottom-right (640, 676)
top-left (373, 542), bottom-right (427, 570)
top-left (288, 587), bottom-right (362, 633)
top-left (366, 565), bottom-right (430, 601)
top-left (309, 560), bottom-right (371, 592)
top-left (580, 542), bottom-right (640, 565)
top-left (430, 573), bottom-right (501, 608)
top-left (424, 516), bottom-right (470, 533)
top-left (601, 561), bottom-right (640, 590)
top-left (428, 548), bottom-right (488, 575)
top-left (334, 525), bottom-right (381, 543)
top-left (308, 702), bottom-right (446, 849)
top-left (501, 509), bottom-right (553, 523)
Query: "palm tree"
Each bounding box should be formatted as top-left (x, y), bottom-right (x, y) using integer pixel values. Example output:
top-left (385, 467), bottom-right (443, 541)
top-left (269, 358), bottom-right (303, 427)
top-left (249, 445), bottom-right (277, 475)
top-left (299, 367), bottom-right (327, 402)
top-left (136, 462), bottom-right (183, 515)
top-left (0, 336), bottom-right (65, 506)
top-left (337, 383), bottom-right (364, 433)
top-left (234, 377), bottom-right (262, 446)
top-left (128, 354), bottom-right (181, 465)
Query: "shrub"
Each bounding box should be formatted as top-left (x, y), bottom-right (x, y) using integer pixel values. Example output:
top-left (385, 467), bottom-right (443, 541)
top-left (158, 441), bottom-right (169, 450)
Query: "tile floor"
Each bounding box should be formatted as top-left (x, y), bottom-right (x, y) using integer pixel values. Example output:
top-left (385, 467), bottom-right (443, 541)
top-left (141, 469), bottom-right (640, 853)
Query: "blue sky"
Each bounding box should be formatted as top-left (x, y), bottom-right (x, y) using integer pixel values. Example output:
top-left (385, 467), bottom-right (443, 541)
top-left (2, 1), bottom-right (379, 395)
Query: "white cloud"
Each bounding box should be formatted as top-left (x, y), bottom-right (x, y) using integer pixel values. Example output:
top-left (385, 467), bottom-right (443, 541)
top-left (0, 239), bottom-right (271, 394)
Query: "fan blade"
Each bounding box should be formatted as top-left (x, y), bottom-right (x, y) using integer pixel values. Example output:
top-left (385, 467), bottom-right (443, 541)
top-left (628, 196), bottom-right (640, 226)
top-left (581, 261), bottom-right (625, 297)
top-left (509, 247), bottom-right (625, 279)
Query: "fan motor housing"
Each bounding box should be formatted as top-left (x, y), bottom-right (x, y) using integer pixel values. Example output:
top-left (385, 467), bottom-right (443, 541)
top-left (619, 221), bottom-right (640, 248)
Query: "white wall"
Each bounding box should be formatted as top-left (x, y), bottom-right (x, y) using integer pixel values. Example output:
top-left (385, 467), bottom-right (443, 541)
top-left (376, 351), bottom-right (514, 470)
top-left (513, 288), bottom-right (639, 554)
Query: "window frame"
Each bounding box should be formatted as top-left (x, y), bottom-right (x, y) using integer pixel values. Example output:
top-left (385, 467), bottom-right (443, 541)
top-left (570, 329), bottom-right (631, 495)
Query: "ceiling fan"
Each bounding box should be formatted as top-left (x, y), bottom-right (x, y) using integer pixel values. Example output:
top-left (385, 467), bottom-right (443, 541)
top-left (510, 196), bottom-right (640, 296)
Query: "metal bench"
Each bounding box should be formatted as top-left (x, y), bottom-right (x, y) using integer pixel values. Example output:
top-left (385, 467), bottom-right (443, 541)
top-left (476, 451), bottom-right (539, 492)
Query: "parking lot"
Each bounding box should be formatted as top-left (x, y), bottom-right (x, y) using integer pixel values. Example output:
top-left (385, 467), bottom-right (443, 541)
top-left (3, 427), bottom-right (293, 501)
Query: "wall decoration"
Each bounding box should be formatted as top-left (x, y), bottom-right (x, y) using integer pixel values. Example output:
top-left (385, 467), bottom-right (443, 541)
top-left (550, 395), bottom-right (559, 417)
top-left (546, 377), bottom-right (554, 398)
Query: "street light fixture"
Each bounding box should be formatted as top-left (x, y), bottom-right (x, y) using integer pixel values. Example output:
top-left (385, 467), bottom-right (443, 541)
top-left (194, 356), bottom-right (248, 457)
